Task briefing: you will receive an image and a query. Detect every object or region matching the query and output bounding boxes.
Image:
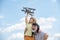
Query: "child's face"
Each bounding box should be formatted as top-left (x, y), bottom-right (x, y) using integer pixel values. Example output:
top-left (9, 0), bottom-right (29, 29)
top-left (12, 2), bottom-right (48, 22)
top-left (29, 18), bottom-right (33, 23)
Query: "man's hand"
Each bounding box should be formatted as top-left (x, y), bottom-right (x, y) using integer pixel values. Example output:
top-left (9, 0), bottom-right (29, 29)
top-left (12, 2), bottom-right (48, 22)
top-left (44, 33), bottom-right (48, 40)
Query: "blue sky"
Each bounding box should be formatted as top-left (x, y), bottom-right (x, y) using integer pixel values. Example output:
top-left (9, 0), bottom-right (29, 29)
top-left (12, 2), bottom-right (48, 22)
top-left (0, 0), bottom-right (60, 40)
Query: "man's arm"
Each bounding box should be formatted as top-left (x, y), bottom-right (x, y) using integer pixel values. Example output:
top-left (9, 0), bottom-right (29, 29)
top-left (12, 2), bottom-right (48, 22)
top-left (44, 33), bottom-right (48, 40)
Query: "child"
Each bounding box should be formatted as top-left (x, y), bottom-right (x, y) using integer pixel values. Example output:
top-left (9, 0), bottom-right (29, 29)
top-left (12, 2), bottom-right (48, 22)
top-left (24, 14), bottom-right (36, 40)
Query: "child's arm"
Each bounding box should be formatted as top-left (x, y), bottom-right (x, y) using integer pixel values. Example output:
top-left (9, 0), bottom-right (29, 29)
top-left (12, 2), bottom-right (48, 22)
top-left (24, 28), bottom-right (27, 34)
top-left (25, 14), bottom-right (28, 25)
top-left (24, 14), bottom-right (28, 34)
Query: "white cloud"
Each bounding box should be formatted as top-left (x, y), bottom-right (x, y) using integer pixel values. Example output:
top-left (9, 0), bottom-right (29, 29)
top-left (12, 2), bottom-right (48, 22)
top-left (37, 17), bottom-right (56, 24)
top-left (48, 37), bottom-right (54, 40)
top-left (37, 17), bottom-right (56, 30)
top-left (2, 22), bottom-right (25, 33)
top-left (46, 33), bottom-right (60, 40)
top-left (0, 28), bottom-right (2, 33)
top-left (37, 17), bottom-right (46, 24)
top-left (40, 24), bottom-right (53, 30)
top-left (53, 33), bottom-right (60, 40)
top-left (1, 17), bottom-right (56, 33)
top-left (47, 17), bottom-right (56, 22)
top-left (0, 17), bottom-right (25, 33)
top-left (51, 0), bottom-right (56, 2)
top-left (54, 33), bottom-right (60, 37)
top-left (7, 33), bottom-right (24, 40)
top-left (2, 23), bottom-right (11, 26)
top-left (0, 16), bottom-right (4, 19)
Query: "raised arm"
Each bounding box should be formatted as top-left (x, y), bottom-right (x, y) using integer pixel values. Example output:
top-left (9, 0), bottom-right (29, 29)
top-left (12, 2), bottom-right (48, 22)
top-left (24, 14), bottom-right (28, 34)
top-left (25, 14), bottom-right (28, 25)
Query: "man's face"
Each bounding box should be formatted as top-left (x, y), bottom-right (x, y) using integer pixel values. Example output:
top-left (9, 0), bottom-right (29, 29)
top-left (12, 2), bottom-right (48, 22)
top-left (32, 25), bottom-right (37, 32)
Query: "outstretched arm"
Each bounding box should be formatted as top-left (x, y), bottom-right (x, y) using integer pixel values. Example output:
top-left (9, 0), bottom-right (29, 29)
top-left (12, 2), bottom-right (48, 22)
top-left (24, 14), bottom-right (28, 34)
top-left (25, 14), bottom-right (28, 25)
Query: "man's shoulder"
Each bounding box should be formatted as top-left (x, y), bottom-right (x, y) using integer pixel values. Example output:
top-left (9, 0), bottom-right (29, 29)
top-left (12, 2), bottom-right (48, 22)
top-left (39, 31), bottom-right (47, 35)
top-left (39, 31), bottom-right (45, 33)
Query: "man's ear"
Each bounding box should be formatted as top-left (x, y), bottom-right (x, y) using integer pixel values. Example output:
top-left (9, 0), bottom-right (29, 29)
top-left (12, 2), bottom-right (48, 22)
top-left (44, 33), bottom-right (48, 40)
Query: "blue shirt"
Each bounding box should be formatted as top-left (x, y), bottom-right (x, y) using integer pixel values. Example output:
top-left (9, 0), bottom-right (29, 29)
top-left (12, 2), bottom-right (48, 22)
top-left (35, 31), bottom-right (45, 40)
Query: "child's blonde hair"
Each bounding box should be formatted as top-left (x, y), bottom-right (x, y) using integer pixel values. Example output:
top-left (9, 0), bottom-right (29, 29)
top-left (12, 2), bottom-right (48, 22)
top-left (29, 17), bottom-right (36, 23)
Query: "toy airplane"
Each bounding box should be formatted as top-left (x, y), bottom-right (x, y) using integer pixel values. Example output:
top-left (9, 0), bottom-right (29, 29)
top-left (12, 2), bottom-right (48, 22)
top-left (21, 7), bottom-right (36, 16)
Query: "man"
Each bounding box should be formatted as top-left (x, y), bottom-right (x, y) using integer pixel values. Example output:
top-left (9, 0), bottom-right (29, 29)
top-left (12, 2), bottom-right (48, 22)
top-left (32, 23), bottom-right (48, 40)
